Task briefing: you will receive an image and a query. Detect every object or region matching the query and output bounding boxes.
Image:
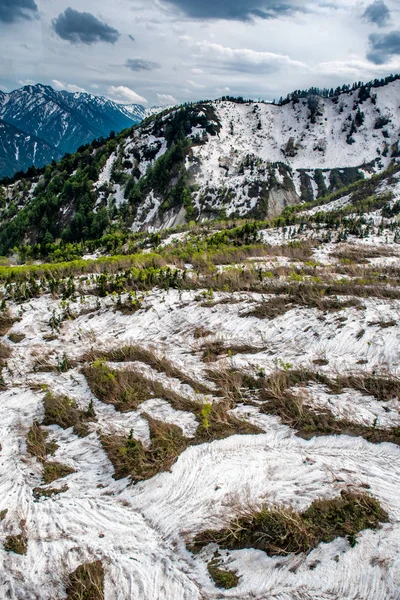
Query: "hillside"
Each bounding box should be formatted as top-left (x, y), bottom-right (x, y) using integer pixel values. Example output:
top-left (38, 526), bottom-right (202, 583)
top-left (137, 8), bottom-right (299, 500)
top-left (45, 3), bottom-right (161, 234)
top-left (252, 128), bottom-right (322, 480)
top-left (1, 77), bottom-right (400, 254)
top-left (0, 171), bottom-right (400, 597)
top-left (0, 84), bottom-right (147, 178)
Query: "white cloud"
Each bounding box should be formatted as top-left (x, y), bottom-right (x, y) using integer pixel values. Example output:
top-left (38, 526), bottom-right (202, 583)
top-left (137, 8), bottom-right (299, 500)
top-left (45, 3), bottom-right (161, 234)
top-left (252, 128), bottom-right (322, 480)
top-left (316, 56), bottom-right (400, 77)
top-left (186, 79), bottom-right (205, 89)
top-left (195, 40), bottom-right (308, 73)
top-left (52, 79), bottom-right (87, 93)
top-left (107, 85), bottom-right (148, 105)
top-left (157, 93), bottom-right (177, 106)
top-left (191, 68), bottom-right (204, 75)
top-left (18, 79), bottom-right (35, 87)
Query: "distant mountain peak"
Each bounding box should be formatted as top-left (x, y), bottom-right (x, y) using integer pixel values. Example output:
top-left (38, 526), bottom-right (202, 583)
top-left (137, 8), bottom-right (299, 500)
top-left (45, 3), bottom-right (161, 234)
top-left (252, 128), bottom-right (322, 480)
top-left (0, 83), bottom-right (148, 178)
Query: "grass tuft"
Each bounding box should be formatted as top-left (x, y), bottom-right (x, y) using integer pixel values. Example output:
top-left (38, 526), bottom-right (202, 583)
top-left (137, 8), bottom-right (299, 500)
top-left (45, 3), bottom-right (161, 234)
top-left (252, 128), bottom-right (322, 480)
top-left (191, 491), bottom-right (388, 556)
top-left (26, 421), bottom-right (58, 462)
top-left (101, 415), bottom-right (189, 482)
top-left (43, 392), bottom-right (94, 437)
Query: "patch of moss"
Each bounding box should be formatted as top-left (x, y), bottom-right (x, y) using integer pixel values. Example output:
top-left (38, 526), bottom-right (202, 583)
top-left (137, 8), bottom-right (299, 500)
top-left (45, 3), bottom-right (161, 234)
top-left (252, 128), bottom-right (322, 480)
top-left (43, 462), bottom-right (75, 484)
top-left (208, 558), bottom-right (239, 589)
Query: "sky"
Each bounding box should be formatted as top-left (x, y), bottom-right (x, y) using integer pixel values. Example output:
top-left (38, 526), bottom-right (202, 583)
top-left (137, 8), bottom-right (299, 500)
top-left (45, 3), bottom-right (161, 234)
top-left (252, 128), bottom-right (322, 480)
top-left (1, 0), bottom-right (400, 106)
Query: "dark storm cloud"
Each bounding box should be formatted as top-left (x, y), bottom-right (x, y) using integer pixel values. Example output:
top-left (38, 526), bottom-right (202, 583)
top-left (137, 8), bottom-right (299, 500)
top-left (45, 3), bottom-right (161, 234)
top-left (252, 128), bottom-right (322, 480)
top-left (367, 30), bottom-right (400, 63)
top-left (161, 0), bottom-right (298, 21)
top-left (125, 58), bottom-right (161, 71)
top-left (52, 8), bottom-right (120, 45)
top-left (363, 0), bottom-right (390, 27)
top-left (0, 0), bottom-right (38, 23)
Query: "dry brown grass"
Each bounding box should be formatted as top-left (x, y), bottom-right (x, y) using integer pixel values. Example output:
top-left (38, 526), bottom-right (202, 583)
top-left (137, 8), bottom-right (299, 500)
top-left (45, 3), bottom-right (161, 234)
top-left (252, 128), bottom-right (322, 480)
top-left (4, 532), bottom-right (28, 555)
top-left (0, 311), bottom-right (15, 336)
top-left (243, 287), bottom-right (362, 320)
top-left (191, 491), bottom-right (388, 556)
top-left (331, 245), bottom-right (394, 263)
top-left (66, 561), bottom-right (105, 600)
top-left (0, 342), bottom-right (12, 361)
top-left (26, 421), bottom-right (59, 462)
top-left (83, 345), bottom-right (213, 395)
top-left (101, 415), bottom-right (190, 481)
top-left (102, 397), bottom-right (262, 483)
top-left (193, 326), bottom-right (213, 339)
top-left (43, 392), bottom-right (94, 437)
top-left (83, 359), bottom-right (199, 413)
top-left (33, 484), bottom-right (68, 499)
top-left (201, 340), bottom-right (267, 363)
top-left (206, 367), bottom-right (245, 404)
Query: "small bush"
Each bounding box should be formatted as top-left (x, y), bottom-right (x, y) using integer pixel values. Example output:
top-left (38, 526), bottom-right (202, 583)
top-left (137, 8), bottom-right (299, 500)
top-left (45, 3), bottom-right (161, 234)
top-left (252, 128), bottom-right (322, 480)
top-left (66, 561), bottom-right (105, 600)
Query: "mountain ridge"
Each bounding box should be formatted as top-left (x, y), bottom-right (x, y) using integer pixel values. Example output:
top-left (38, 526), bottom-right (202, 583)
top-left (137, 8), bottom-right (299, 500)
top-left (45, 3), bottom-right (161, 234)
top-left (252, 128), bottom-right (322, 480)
top-left (1, 75), bottom-right (400, 253)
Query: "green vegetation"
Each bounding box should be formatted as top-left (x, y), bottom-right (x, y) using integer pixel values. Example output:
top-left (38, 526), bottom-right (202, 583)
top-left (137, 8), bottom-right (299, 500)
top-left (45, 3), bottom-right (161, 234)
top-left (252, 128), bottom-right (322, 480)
top-left (42, 462), bottom-right (75, 484)
top-left (83, 359), bottom-right (196, 413)
top-left (191, 491), bottom-right (388, 556)
top-left (84, 345), bottom-right (213, 395)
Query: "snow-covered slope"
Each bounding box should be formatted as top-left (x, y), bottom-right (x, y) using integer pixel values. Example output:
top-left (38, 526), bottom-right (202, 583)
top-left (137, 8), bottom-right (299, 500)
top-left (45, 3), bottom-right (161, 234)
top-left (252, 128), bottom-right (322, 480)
top-left (1, 198), bottom-right (400, 598)
top-left (2, 78), bottom-right (400, 246)
top-left (92, 79), bottom-right (400, 230)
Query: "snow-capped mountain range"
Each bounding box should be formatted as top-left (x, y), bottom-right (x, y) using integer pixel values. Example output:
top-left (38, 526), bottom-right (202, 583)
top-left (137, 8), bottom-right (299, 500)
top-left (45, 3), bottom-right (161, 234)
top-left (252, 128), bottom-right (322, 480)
top-left (0, 84), bottom-right (152, 178)
top-left (1, 77), bottom-right (400, 249)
